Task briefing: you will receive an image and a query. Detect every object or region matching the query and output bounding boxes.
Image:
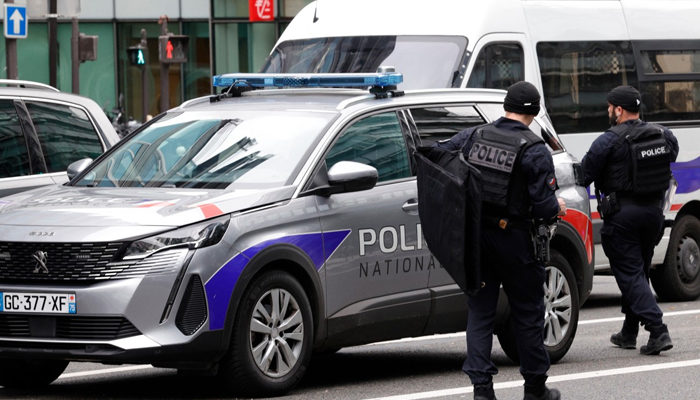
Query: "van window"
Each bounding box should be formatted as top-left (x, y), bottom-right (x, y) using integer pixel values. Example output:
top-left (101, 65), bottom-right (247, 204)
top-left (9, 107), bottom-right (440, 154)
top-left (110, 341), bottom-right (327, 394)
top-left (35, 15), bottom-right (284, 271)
top-left (25, 101), bottom-right (103, 173)
top-left (409, 106), bottom-right (486, 145)
top-left (637, 47), bottom-right (700, 123)
top-left (536, 41), bottom-right (638, 134)
top-left (326, 112), bottom-right (411, 182)
top-left (262, 36), bottom-right (468, 90)
top-left (0, 100), bottom-right (30, 178)
top-left (467, 43), bottom-right (524, 90)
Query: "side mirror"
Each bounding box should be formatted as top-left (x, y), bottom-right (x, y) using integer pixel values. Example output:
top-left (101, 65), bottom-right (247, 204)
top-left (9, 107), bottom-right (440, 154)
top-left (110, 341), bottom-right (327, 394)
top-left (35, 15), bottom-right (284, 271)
top-left (328, 161), bottom-right (378, 192)
top-left (304, 161), bottom-right (378, 197)
top-left (66, 158), bottom-right (93, 180)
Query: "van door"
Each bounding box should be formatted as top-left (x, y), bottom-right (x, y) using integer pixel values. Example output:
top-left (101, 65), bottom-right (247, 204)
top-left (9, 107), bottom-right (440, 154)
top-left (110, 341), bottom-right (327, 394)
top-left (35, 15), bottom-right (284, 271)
top-left (463, 34), bottom-right (536, 91)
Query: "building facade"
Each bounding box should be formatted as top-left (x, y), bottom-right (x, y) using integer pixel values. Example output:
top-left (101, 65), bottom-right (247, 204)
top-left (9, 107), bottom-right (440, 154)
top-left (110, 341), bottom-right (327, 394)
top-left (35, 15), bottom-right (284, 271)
top-left (0, 0), bottom-right (313, 123)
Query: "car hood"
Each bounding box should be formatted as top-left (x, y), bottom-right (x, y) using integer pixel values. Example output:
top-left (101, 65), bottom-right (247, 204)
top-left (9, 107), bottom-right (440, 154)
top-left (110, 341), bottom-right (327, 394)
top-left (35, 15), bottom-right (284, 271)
top-left (0, 184), bottom-right (296, 231)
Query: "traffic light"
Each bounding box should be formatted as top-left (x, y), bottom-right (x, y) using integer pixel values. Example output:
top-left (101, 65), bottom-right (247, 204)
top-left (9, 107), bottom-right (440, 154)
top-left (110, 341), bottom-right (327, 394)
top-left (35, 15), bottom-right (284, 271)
top-left (158, 35), bottom-right (189, 64)
top-left (127, 46), bottom-right (147, 66)
top-left (79, 34), bottom-right (99, 62)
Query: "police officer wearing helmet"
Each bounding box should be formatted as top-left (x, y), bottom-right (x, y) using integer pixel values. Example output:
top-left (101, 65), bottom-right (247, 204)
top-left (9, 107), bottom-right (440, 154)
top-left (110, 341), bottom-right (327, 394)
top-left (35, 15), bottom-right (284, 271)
top-left (435, 81), bottom-right (566, 400)
top-left (582, 86), bottom-right (678, 355)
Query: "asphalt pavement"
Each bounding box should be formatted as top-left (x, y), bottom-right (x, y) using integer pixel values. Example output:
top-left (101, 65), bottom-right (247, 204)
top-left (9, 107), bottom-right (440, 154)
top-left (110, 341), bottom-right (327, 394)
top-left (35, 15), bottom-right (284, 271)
top-left (2, 276), bottom-right (699, 400)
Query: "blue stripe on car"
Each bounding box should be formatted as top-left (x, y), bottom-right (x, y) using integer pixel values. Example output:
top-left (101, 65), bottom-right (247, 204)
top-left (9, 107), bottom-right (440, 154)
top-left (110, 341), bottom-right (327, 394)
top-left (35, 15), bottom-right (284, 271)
top-left (204, 230), bottom-right (351, 330)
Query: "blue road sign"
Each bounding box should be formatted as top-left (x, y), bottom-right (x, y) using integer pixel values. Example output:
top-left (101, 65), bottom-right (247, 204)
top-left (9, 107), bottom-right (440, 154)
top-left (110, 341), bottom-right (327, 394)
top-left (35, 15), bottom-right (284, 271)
top-left (4, 5), bottom-right (27, 39)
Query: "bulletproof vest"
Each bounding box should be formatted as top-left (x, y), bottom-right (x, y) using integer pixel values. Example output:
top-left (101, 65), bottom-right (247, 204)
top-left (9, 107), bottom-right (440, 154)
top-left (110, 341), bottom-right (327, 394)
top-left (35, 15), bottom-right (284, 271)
top-left (467, 124), bottom-right (543, 218)
top-left (597, 121), bottom-right (671, 196)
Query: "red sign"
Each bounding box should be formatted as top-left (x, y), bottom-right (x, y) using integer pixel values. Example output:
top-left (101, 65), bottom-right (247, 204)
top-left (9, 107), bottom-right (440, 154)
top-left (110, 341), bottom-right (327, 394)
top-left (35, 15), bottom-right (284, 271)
top-left (249, 0), bottom-right (274, 21)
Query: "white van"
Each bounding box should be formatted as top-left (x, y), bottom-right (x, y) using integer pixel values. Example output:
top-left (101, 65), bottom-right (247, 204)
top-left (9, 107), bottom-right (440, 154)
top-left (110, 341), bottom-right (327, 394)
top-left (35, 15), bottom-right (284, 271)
top-left (263, 0), bottom-right (700, 301)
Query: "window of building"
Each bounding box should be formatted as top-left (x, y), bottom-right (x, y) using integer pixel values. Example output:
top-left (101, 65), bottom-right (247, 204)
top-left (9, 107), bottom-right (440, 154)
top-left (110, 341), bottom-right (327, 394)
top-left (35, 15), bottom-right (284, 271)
top-left (212, 0), bottom-right (253, 18)
top-left (0, 101), bottom-right (30, 178)
top-left (326, 112), bottom-right (411, 183)
top-left (408, 106), bottom-right (486, 145)
top-left (214, 22), bottom-right (277, 74)
top-left (467, 43), bottom-right (524, 90)
top-left (26, 101), bottom-right (103, 173)
top-left (536, 41), bottom-right (638, 134)
top-left (281, 0), bottom-right (314, 17)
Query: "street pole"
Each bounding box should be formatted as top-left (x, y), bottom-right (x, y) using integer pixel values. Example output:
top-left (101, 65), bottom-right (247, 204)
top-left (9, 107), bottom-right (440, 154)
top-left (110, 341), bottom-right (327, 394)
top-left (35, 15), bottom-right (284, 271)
top-left (141, 29), bottom-right (148, 122)
top-left (71, 17), bottom-right (79, 94)
top-left (5, 0), bottom-right (18, 80)
top-left (159, 16), bottom-right (169, 113)
top-left (48, 0), bottom-right (57, 88)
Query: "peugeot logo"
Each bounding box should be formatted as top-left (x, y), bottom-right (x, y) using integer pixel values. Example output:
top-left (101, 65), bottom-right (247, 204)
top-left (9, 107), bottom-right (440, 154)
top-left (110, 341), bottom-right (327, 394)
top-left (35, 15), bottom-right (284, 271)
top-left (32, 251), bottom-right (49, 274)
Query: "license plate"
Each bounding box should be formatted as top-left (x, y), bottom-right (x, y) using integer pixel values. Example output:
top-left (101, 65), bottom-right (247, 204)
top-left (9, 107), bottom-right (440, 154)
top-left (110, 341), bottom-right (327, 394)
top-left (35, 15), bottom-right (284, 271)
top-left (0, 292), bottom-right (76, 314)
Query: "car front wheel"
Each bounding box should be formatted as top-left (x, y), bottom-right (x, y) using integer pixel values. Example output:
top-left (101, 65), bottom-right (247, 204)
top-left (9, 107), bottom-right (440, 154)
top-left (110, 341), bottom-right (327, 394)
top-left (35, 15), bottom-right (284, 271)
top-left (0, 359), bottom-right (68, 388)
top-left (496, 249), bottom-right (580, 364)
top-left (217, 270), bottom-right (314, 398)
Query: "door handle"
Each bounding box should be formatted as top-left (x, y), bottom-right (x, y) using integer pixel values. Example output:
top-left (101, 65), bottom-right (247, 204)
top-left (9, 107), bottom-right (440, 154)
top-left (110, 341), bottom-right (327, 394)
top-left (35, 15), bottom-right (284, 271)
top-left (402, 198), bottom-right (419, 213)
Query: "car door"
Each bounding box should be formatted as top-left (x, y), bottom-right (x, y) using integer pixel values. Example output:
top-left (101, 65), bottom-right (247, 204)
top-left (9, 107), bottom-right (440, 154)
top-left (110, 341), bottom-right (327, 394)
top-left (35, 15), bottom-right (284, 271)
top-left (0, 99), bottom-right (54, 198)
top-left (405, 103), bottom-right (490, 335)
top-left (23, 100), bottom-right (105, 186)
top-left (315, 110), bottom-right (433, 346)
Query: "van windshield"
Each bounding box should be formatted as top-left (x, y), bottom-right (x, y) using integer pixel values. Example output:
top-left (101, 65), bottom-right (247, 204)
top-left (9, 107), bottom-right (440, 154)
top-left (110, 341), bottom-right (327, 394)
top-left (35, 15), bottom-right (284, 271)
top-left (262, 36), bottom-right (468, 90)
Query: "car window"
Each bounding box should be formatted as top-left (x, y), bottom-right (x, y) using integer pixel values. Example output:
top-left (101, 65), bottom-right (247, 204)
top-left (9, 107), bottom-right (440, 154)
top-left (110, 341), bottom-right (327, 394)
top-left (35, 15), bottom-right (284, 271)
top-left (0, 100), bottom-right (30, 178)
top-left (75, 111), bottom-right (335, 189)
top-left (326, 112), bottom-right (411, 183)
top-left (409, 105), bottom-right (486, 145)
top-left (25, 101), bottom-right (103, 173)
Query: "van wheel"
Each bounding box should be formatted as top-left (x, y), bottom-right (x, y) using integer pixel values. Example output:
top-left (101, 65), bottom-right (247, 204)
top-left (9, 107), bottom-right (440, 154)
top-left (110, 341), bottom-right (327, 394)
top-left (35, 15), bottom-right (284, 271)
top-left (217, 270), bottom-right (313, 398)
top-left (651, 215), bottom-right (700, 301)
top-left (0, 359), bottom-right (68, 387)
top-left (496, 249), bottom-right (579, 364)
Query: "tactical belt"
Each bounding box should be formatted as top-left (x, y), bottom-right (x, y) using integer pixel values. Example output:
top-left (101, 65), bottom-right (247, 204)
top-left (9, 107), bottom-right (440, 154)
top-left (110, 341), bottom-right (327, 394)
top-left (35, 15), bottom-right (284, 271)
top-left (482, 216), bottom-right (531, 231)
top-left (617, 197), bottom-right (664, 208)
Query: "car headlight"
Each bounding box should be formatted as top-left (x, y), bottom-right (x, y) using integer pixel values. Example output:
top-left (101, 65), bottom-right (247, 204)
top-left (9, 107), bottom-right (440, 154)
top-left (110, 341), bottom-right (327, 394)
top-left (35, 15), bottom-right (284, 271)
top-left (123, 215), bottom-right (231, 260)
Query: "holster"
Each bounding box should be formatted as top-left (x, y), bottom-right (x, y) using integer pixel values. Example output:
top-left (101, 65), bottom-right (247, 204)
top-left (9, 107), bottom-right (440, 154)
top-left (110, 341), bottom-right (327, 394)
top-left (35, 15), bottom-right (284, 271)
top-left (532, 220), bottom-right (552, 263)
top-left (595, 189), bottom-right (620, 219)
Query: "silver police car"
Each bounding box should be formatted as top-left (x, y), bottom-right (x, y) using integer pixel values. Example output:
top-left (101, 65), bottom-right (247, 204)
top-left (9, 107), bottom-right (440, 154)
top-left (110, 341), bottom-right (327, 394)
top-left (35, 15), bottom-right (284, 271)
top-left (0, 72), bottom-right (593, 397)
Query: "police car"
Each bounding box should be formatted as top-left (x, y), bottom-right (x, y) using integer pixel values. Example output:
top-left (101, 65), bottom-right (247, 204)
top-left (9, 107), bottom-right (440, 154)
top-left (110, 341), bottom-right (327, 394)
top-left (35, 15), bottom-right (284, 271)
top-left (0, 71), bottom-right (593, 396)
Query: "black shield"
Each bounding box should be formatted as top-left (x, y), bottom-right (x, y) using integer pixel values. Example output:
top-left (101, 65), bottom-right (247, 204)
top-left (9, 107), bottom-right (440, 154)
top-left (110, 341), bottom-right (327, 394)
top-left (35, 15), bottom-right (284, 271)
top-left (414, 146), bottom-right (482, 296)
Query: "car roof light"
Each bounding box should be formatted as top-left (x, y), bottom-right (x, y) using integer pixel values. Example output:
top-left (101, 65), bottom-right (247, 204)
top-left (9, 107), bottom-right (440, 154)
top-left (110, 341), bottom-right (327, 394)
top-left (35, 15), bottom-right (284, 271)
top-left (212, 71), bottom-right (403, 89)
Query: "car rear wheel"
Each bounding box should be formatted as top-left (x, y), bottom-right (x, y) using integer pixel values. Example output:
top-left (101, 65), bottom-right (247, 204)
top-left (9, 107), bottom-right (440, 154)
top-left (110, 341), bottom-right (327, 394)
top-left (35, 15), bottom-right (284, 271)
top-left (651, 215), bottom-right (700, 301)
top-left (217, 270), bottom-right (313, 398)
top-left (0, 359), bottom-right (68, 388)
top-left (496, 249), bottom-right (579, 364)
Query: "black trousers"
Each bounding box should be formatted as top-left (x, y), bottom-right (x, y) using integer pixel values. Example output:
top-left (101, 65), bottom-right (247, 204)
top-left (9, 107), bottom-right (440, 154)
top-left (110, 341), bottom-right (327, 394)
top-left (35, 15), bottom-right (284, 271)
top-left (463, 226), bottom-right (549, 387)
top-left (601, 203), bottom-right (665, 328)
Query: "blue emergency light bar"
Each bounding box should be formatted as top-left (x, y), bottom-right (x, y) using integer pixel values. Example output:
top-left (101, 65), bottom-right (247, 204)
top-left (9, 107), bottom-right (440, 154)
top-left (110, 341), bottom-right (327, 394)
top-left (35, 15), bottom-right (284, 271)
top-left (212, 72), bottom-right (403, 89)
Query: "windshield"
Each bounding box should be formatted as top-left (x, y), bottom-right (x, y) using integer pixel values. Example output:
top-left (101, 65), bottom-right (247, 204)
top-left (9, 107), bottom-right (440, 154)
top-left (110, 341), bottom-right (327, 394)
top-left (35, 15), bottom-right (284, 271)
top-left (74, 111), bottom-right (336, 190)
top-left (262, 36), bottom-right (468, 89)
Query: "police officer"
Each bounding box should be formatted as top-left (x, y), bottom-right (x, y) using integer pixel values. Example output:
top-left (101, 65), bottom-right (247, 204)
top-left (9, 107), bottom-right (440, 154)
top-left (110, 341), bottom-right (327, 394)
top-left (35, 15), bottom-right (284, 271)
top-left (582, 85), bottom-right (678, 355)
top-left (436, 81), bottom-right (565, 400)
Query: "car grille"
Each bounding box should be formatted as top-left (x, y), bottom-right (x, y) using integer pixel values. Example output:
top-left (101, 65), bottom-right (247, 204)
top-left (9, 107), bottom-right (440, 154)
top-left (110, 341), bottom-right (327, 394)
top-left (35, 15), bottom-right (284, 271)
top-left (0, 314), bottom-right (140, 340)
top-left (0, 242), bottom-right (188, 282)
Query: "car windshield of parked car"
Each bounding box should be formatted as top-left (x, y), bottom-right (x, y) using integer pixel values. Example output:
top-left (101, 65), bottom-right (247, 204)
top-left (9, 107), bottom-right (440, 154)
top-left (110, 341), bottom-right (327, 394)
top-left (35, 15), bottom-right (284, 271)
top-left (262, 36), bottom-right (468, 90)
top-left (73, 111), bottom-right (335, 189)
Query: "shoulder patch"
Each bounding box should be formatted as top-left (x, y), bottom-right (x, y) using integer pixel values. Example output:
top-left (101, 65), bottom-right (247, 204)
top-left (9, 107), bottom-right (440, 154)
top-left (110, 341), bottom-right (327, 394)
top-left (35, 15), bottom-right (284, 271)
top-left (547, 173), bottom-right (557, 191)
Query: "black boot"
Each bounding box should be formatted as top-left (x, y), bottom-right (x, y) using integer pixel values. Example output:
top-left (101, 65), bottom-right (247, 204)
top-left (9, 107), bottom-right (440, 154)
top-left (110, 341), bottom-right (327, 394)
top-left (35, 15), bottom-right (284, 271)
top-left (640, 324), bottom-right (673, 355)
top-left (610, 331), bottom-right (637, 349)
top-left (474, 381), bottom-right (497, 400)
top-left (611, 317), bottom-right (639, 349)
top-left (523, 386), bottom-right (561, 400)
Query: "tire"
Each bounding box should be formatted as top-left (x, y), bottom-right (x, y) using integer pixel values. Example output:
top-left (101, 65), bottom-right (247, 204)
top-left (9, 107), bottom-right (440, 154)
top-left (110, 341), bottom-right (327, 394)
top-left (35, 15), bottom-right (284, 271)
top-left (217, 270), bottom-right (314, 398)
top-left (651, 215), bottom-right (700, 301)
top-left (0, 359), bottom-right (68, 388)
top-left (496, 249), bottom-right (580, 364)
